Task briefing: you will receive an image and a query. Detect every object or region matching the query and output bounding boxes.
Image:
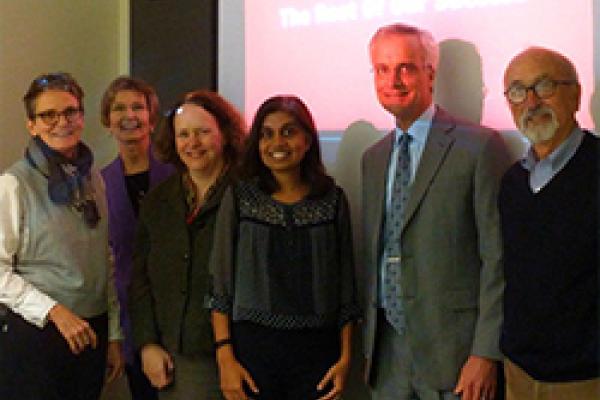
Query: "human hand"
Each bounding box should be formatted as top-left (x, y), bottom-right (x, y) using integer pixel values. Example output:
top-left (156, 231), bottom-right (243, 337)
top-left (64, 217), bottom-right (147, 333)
top-left (105, 340), bottom-right (124, 383)
top-left (453, 355), bottom-right (497, 400)
top-left (217, 349), bottom-right (258, 400)
top-left (362, 357), bottom-right (370, 383)
top-left (140, 344), bottom-right (174, 389)
top-left (48, 303), bottom-right (98, 354)
top-left (317, 356), bottom-right (350, 400)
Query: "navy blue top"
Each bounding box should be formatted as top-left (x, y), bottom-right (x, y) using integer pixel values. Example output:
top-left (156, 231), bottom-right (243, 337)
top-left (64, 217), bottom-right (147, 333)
top-left (207, 179), bottom-right (361, 329)
top-left (499, 131), bottom-right (599, 382)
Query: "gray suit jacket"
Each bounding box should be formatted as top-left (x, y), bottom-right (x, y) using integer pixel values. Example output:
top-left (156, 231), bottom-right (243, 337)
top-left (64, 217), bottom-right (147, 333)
top-left (361, 106), bottom-right (510, 390)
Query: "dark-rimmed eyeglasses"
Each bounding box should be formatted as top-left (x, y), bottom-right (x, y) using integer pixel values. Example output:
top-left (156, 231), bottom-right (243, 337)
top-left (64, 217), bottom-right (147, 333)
top-left (504, 78), bottom-right (577, 105)
top-left (35, 107), bottom-right (82, 125)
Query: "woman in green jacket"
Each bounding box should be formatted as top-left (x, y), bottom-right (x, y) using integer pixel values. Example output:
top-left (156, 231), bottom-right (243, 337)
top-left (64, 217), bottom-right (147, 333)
top-left (129, 90), bottom-right (245, 399)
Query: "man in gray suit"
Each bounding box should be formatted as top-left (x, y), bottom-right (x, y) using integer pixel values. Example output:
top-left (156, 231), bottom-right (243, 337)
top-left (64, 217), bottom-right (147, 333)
top-left (361, 23), bottom-right (509, 400)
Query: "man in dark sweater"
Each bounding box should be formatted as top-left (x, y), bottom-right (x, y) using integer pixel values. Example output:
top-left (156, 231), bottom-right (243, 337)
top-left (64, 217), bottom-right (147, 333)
top-left (499, 47), bottom-right (599, 399)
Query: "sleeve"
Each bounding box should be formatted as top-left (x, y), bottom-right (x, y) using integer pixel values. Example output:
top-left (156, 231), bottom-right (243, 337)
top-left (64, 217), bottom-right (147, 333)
top-left (97, 173), bottom-right (123, 342)
top-left (336, 188), bottom-right (362, 327)
top-left (128, 207), bottom-right (159, 349)
top-left (204, 185), bottom-right (238, 314)
top-left (106, 246), bottom-right (123, 341)
top-left (0, 173), bottom-right (57, 327)
top-left (471, 131), bottom-right (511, 360)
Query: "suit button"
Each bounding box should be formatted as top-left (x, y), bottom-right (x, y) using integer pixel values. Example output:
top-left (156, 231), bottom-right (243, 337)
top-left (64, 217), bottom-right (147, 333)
top-left (183, 253), bottom-right (189, 260)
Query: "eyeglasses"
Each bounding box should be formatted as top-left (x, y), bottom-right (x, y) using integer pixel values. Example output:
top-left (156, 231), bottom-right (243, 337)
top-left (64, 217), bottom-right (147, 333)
top-left (32, 73), bottom-right (82, 97)
top-left (35, 107), bottom-right (82, 125)
top-left (35, 72), bottom-right (71, 87)
top-left (504, 78), bottom-right (577, 105)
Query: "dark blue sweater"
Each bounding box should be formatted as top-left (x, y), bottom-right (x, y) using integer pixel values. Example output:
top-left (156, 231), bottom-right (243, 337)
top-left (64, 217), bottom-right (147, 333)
top-left (499, 132), bottom-right (599, 382)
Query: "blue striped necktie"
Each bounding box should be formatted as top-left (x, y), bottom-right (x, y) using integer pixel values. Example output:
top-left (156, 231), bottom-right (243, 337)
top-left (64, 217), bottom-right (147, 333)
top-left (383, 132), bottom-right (411, 333)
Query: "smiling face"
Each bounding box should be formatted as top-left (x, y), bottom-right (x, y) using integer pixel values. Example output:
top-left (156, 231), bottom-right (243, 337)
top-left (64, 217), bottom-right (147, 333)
top-left (173, 103), bottom-right (224, 175)
top-left (108, 90), bottom-right (152, 144)
top-left (258, 111), bottom-right (311, 175)
top-left (27, 89), bottom-right (83, 158)
top-left (370, 32), bottom-right (435, 130)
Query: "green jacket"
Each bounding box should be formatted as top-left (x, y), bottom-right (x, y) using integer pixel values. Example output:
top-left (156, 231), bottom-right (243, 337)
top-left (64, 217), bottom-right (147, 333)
top-left (129, 172), bottom-right (229, 356)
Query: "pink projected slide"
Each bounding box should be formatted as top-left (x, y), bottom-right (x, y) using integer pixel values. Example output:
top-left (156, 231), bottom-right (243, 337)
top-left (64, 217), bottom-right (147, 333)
top-left (245, 0), bottom-right (594, 131)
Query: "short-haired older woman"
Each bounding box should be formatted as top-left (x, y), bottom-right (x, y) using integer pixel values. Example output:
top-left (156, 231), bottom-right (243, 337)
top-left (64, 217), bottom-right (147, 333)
top-left (128, 90), bottom-right (245, 399)
top-left (0, 72), bottom-right (123, 399)
top-left (100, 76), bottom-right (174, 400)
top-left (208, 95), bottom-right (360, 400)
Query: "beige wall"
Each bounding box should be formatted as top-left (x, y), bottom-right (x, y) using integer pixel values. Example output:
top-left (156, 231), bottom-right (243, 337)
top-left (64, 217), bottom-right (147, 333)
top-left (0, 0), bottom-right (129, 171)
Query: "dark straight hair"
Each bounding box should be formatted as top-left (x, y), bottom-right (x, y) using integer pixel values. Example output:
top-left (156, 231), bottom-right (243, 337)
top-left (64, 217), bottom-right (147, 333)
top-left (242, 95), bottom-right (333, 198)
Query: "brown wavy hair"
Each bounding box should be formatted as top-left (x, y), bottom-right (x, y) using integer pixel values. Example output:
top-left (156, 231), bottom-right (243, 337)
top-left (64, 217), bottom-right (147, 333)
top-left (154, 90), bottom-right (246, 172)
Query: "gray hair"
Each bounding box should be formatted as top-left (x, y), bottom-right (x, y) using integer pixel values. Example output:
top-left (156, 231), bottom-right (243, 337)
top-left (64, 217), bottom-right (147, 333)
top-left (369, 23), bottom-right (439, 70)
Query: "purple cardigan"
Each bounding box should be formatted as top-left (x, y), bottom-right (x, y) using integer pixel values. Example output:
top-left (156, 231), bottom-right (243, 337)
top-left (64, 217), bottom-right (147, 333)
top-left (101, 151), bottom-right (174, 363)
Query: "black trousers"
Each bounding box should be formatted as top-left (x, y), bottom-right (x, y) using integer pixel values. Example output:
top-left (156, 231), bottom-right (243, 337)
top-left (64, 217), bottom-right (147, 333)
top-left (233, 321), bottom-right (339, 400)
top-left (0, 310), bottom-right (108, 400)
top-left (126, 353), bottom-right (158, 400)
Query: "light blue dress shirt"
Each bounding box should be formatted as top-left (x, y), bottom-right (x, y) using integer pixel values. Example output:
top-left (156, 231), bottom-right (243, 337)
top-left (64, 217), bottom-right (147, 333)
top-left (520, 127), bottom-right (584, 193)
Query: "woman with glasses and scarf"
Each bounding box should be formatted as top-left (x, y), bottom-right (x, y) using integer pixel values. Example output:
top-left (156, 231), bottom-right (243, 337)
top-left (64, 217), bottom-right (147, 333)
top-left (100, 76), bottom-right (174, 400)
top-left (0, 72), bottom-right (124, 400)
top-left (128, 90), bottom-right (245, 399)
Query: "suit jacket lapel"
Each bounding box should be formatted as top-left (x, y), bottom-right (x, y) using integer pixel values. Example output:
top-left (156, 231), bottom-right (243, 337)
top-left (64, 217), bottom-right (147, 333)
top-left (161, 175), bottom-right (188, 223)
top-left (402, 108), bottom-right (455, 231)
top-left (371, 132), bottom-right (395, 256)
top-left (160, 171), bottom-right (231, 224)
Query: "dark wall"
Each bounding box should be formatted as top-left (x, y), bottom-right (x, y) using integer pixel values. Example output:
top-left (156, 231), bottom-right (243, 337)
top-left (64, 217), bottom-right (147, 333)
top-left (131, 0), bottom-right (217, 114)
